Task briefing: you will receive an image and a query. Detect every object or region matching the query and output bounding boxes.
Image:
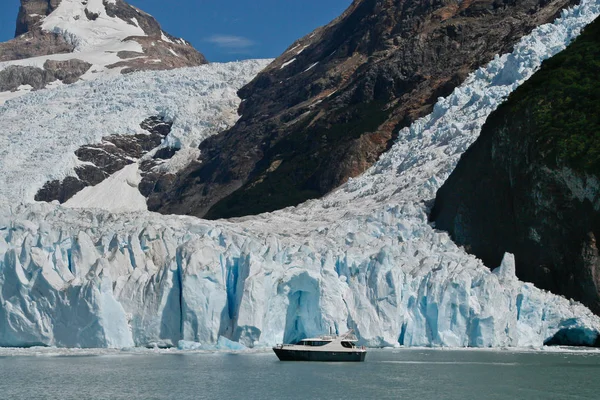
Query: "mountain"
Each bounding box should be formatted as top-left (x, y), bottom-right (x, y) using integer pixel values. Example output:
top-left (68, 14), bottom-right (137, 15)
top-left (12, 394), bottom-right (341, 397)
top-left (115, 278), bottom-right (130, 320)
top-left (431, 17), bottom-right (600, 313)
top-left (0, 0), bottom-right (207, 103)
top-left (145, 0), bottom-right (579, 219)
top-left (0, 0), bottom-right (210, 205)
top-left (0, 0), bottom-right (599, 348)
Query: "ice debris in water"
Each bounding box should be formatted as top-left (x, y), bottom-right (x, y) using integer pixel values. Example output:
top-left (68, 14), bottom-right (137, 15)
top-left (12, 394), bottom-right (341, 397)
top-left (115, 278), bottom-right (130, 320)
top-left (216, 337), bottom-right (248, 351)
top-left (177, 341), bottom-right (204, 351)
top-left (0, 0), bottom-right (600, 349)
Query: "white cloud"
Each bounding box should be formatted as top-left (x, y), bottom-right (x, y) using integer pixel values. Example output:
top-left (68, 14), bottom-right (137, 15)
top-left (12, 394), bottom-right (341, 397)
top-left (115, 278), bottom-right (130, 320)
top-left (206, 35), bottom-right (255, 51)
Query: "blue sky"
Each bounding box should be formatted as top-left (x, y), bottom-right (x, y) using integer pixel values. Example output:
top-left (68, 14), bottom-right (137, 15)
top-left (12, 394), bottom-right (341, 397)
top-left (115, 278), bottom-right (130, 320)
top-left (0, 0), bottom-right (351, 62)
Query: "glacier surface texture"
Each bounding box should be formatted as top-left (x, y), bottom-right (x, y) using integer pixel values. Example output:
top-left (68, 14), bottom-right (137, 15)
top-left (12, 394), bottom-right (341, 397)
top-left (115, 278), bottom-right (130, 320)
top-left (0, 1), bottom-right (600, 348)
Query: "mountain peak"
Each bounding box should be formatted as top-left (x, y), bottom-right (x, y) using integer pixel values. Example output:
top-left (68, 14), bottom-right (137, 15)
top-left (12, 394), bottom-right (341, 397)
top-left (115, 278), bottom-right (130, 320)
top-left (15, 0), bottom-right (60, 37)
top-left (0, 0), bottom-right (207, 102)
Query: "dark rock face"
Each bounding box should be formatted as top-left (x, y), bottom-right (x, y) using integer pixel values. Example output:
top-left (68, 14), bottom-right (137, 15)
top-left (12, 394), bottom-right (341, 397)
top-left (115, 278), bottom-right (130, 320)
top-left (0, 29), bottom-right (73, 62)
top-left (0, 65), bottom-right (53, 92)
top-left (148, 0), bottom-right (579, 219)
top-left (431, 18), bottom-right (600, 313)
top-left (15, 0), bottom-right (61, 37)
top-left (108, 36), bottom-right (208, 74)
top-left (0, 60), bottom-right (92, 92)
top-left (43, 59), bottom-right (93, 83)
top-left (35, 116), bottom-right (175, 204)
top-left (104, 0), bottom-right (163, 37)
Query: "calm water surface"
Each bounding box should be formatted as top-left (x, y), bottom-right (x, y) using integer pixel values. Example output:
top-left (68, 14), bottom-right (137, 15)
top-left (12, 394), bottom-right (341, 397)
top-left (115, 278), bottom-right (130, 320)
top-left (1, 349), bottom-right (599, 399)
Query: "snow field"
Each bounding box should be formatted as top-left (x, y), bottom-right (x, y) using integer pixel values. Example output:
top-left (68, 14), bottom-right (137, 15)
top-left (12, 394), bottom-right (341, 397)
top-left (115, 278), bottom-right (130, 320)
top-left (0, 59), bottom-right (270, 209)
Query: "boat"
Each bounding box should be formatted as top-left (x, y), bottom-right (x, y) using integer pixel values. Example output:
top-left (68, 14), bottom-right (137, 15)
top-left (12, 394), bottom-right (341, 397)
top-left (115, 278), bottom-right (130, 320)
top-left (273, 330), bottom-right (366, 362)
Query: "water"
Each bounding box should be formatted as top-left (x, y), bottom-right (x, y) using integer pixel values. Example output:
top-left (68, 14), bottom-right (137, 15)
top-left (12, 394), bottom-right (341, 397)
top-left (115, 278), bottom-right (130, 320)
top-left (1, 348), bottom-right (599, 399)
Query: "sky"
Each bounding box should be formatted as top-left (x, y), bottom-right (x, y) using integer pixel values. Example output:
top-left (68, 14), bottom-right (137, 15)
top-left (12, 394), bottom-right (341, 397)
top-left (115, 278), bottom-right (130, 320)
top-left (0, 0), bottom-right (352, 62)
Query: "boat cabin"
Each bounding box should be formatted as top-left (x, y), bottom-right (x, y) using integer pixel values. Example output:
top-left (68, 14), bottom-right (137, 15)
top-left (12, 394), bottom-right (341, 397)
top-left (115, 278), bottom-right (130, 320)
top-left (296, 338), bottom-right (357, 348)
top-left (297, 340), bottom-right (331, 347)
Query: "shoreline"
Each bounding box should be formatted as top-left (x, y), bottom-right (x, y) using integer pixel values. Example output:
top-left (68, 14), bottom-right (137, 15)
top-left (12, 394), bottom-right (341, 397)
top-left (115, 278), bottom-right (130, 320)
top-left (1, 345), bottom-right (599, 358)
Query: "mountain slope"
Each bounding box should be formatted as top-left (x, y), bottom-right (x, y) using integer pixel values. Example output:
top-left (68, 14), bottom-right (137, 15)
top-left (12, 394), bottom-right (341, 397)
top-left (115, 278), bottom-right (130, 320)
top-left (0, 60), bottom-right (269, 210)
top-left (0, 0), bottom-right (207, 103)
top-left (431, 17), bottom-right (600, 313)
top-left (147, 0), bottom-right (579, 219)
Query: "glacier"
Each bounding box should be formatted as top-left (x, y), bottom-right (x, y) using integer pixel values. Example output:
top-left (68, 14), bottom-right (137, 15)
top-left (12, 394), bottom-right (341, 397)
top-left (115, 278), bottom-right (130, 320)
top-left (0, 60), bottom-right (270, 208)
top-left (0, 1), bottom-right (600, 349)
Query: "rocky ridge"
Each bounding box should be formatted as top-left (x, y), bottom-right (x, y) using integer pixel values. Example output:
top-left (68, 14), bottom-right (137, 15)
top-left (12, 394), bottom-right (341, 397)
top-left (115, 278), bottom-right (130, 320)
top-left (147, 0), bottom-right (579, 219)
top-left (35, 116), bottom-right (175, 204)
top-left (0, 60), bottom-right (92, 92)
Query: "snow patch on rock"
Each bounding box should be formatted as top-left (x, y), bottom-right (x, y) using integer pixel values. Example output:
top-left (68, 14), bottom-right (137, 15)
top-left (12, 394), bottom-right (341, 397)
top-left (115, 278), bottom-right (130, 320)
top-left (280, 58), bottom-right (296, 69)
top-left (64, 163), bottom-right (147, 212)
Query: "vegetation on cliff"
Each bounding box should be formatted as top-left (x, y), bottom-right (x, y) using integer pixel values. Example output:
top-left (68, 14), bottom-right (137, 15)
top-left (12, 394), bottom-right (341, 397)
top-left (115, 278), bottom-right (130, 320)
top-left (501, 17), bottom-right (600, 173)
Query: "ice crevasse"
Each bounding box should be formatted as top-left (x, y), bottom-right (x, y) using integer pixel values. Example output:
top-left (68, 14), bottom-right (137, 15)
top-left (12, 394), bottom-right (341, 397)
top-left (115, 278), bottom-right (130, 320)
top-left (1, 1), bottom-right (600, 349)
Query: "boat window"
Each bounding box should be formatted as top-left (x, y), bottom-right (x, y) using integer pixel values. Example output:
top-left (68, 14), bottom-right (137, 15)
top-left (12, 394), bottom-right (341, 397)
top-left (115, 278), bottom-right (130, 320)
top-left (341, 341), bottom-right (355, 348)
top-left (299, 340), bottom-right (330, 346)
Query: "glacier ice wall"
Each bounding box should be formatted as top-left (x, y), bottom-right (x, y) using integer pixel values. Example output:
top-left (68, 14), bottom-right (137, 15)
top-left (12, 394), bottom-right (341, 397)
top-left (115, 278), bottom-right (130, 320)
top-left (1, 2), bottom-right (600, 348)
top-left (2, 203), bottom-right (599, 349)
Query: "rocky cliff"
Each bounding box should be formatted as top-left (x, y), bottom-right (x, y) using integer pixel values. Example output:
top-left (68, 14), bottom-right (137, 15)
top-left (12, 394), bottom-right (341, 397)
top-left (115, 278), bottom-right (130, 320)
top-left (147, 0), bottom-right (579, 219)
top-left (15, 0), bottom-right (61, 37)
top-left (431, 17), bottom-right (600, 313)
